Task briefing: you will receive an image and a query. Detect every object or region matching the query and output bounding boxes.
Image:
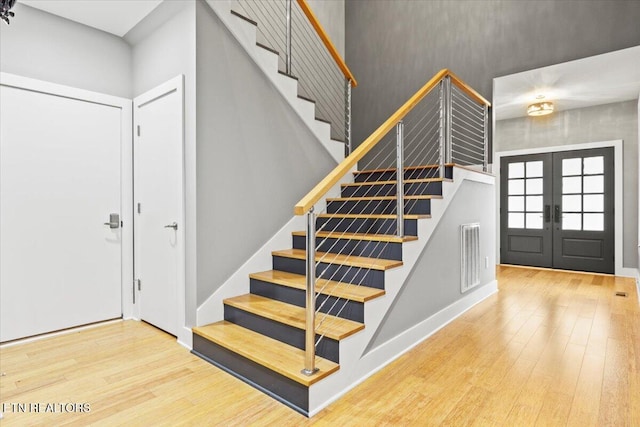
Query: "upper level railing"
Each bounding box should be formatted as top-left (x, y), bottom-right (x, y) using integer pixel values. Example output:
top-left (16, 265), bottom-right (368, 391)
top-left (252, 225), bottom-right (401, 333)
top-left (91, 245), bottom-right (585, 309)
top-left (234, 0), bottom-right (356, 152)
top-left (293, 69), bottom-right (491, 375)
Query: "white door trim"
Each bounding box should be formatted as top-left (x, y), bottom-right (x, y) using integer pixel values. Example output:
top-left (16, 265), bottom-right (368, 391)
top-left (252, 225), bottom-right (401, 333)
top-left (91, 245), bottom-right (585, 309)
top-left (133, 75), bottom-right (188, 346)
top-left (0, 72), bottom-right (135, 319)
top-left (495, 140), bottom-right (627, 276)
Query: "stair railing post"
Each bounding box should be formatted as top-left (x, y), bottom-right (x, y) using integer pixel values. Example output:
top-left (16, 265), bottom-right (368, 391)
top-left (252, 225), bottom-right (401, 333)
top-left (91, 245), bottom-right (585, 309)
top-left (445, 76), bottom-right (452, 166)
top-left (344, 78), bottom-right (352, 157)
top-left (302, 207), bottom-right (318, 376)
top-left (438, 76), bottom-right (452, 178)
top-left (396, 121), bottom-right (404, 238)
top-left (285, 0), bottom-right (292, 74)
top-left (483, 104), bottom-right (489, 172)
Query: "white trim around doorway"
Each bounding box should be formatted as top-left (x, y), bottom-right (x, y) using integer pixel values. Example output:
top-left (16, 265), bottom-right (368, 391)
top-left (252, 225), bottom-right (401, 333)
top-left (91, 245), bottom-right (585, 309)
top-left (495, 140), bottom-right (628, 277)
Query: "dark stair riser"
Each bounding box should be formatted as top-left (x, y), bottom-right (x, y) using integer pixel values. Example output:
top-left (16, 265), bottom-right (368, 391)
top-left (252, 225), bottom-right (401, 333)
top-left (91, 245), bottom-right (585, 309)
top-left (192, 334), bottom-right (309, 416)
top-left (327, 198), bottom-right (431, 215)
top-left (250, 278), bottom-right (364, 322)
top-left (354, 166), bottom-right (453, 182)
top-left (293, 234), bottom-right (402, 261)
top-left (316, 217), bottom-right (418, 237)
top-left (341, 181), bottom-right (443, 197)
top-left (273, 255), bottom-right (385, 289)
top-left (224, 305), bottom-right (340, 363)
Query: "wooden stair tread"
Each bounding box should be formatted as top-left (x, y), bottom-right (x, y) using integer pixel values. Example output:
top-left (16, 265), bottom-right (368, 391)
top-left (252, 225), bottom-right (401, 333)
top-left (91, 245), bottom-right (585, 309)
top-left (224, 294), bottom-right (364, 340)
top-left (326, 195), bottom-right (442, 201)
top-left (353, 163), bottom-right (454, 175)
top-left (342, 178), bottom-right (452, 187)
top-left (317, 213), bottom-right (430, 220)
top-left (193, 321), bottom-right (339, 386)
top-left (250, 270), bottom-right (385, 302)
top-left (272, 248), bottom-right (403, 270)
top-left (292, 230), bottom-right (417, 243)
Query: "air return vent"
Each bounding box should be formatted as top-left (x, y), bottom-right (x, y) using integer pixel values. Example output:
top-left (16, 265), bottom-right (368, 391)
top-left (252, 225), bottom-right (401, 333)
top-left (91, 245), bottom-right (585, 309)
top-left (461, 223), bottom-right (480, 293)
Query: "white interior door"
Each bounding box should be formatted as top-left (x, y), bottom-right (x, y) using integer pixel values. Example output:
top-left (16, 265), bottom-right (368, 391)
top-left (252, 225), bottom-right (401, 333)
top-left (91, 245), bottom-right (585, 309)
top-left (134, 77), bottom-right (184, 337)
top-left (0, 83), bottom-right (123, 342)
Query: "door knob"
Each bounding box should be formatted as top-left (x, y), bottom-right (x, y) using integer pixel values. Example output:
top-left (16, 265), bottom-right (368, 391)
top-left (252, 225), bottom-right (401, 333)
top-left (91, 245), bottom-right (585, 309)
top-left (104, 213), bottom-right (120, 229)
top-left (164, 222), bottom-right (178, 230)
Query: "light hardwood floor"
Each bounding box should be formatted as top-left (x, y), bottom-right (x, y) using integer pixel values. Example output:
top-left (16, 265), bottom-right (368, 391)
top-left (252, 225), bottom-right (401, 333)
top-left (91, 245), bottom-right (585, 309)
top-left (1, 266), bottom-right (638, 426)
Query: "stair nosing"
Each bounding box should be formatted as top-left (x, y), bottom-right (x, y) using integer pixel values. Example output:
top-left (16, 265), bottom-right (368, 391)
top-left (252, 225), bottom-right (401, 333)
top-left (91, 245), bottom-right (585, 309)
top-left (326, 195), bottom-right (443, 201)
top-left (277, 70), bottom-right (299, 81)
top-left (256, 41), bottom-right (279, 56)
top-left (353, 163), bottom-right (455, 175)
top-left (223, 294), bottom-right (365, 340)
top-left (292, 230), bottom-right (417, 243)
top-left (250, 270), bottom-right (385, 303)
top-left (193, 321), bottom-right (339, 386)
top-left (316, 213), bottom-right (430, 220)
top-left (342, 178), bottom-right (452, 187)
top-left (272, 248), bottom-right (403, 271)
top-left (230, 9), bottom-right (257, 26)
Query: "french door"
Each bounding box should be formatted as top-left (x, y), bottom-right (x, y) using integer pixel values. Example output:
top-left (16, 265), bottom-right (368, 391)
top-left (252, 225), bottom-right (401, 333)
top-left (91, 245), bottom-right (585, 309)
top-left (500, 147), bottom-right (614, 274)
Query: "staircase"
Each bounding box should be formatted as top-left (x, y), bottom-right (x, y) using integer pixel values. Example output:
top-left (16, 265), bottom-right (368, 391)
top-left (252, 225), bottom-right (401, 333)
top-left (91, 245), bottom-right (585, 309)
top-left (193, 164), bottom-right (455, 415)
top-left (195, 0), bottom-right (493, 418)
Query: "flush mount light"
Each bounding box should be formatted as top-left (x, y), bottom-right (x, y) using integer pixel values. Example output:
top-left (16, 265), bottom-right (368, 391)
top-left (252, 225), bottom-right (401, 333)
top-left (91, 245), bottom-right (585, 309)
top-left (527, 101), bottom-right (554, 116)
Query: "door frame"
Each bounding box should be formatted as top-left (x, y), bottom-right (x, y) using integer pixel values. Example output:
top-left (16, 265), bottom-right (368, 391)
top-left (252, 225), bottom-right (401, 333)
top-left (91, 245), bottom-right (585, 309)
top-left (0, 72), bottom-right (134, 320)
top-left (133, 75), bottom-right (187, 346)
top-left (495, 139), bottom-right (630, 277)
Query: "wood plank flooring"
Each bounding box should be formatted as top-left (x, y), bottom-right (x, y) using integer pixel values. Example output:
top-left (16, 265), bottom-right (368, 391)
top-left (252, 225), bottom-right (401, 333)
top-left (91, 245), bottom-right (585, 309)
top-left (1, 266), bottom-right (638, 426)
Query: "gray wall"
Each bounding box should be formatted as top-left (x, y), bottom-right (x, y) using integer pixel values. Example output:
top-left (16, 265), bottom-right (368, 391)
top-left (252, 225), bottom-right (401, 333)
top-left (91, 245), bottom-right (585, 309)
top-left (307, 0), bottom-right (345, 58)
top-left (495, 101), bottom-right (639, 269)
top-left (0, 3), bottom-right (131, 98)
top-left (366, 179), bottom-right (496, 352)
top-left (195, 1), bottom-right (336, 305)
top-left (345, 0), bottom-right (640, 146)
top-left (129, 1), bottom-right (198, 324)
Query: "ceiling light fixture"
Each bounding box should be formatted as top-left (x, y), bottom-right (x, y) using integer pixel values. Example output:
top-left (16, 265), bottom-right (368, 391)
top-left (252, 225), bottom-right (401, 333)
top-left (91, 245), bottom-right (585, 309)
top-left (527, 101), bottom-right (554, 116)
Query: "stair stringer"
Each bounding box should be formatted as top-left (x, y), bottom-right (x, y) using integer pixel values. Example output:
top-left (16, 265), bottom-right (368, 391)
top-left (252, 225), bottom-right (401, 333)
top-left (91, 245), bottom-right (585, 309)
top-left (307, 167), bottom-right (497, 416)
top-left (196, 168), bottom-right (357, 327)
top-left (203, 0), bottom-right (344, 163)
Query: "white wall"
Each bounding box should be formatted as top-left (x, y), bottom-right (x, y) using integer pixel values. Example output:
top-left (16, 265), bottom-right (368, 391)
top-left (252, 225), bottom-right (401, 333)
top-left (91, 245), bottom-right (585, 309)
top-left (0, 3), bottom-right (131, 98)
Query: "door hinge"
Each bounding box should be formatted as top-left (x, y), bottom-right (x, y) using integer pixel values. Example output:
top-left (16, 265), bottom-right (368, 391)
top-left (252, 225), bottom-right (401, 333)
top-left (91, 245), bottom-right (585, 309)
top-left (137, 125), bottom-right (141, 137)
top-left (137, 203), bottom-right (141, 214)
top-left (136, 279), bottom-right (141, 291)
top-left (132, 279), bottom-right (137, 304)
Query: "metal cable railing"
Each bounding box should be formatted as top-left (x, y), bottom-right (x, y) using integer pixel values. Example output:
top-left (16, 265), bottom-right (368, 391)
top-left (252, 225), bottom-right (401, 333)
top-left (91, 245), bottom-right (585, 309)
top-left (294, 70), bottom-right (490, 375)
top-left (233, 0), bottom-right (356, 152)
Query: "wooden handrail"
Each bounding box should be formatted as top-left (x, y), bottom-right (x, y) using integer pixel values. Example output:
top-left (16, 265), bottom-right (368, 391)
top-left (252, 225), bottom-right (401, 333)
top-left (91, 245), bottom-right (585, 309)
top-left (294, 69), bottom-right (489, 215)
top-left (296, 0), bottom-right (357, 87)
top-left (448, 70), bottom-right (491, 107)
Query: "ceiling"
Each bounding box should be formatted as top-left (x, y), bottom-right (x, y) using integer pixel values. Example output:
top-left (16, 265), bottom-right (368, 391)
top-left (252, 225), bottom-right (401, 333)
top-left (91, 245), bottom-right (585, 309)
top-left (494, 45), bottom-right (640, 121)
top-left (19, 0), bottom-right (162, 37)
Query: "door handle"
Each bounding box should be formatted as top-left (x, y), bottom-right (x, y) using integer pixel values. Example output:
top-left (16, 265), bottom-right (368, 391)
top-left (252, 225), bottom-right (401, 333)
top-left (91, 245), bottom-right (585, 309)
top-left (544, 205), bottom-right (551, 223)
top-left (103, 213), bottom-right (120, 229)
top-left (554, 205), bottom-right (560, 223)
top-left (164, 222), bottom-right (178, 230)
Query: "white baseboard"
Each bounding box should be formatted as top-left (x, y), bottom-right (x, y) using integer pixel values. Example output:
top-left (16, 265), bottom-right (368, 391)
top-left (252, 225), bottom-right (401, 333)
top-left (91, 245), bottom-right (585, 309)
top-left (0, 319), bottom-right (123, 349)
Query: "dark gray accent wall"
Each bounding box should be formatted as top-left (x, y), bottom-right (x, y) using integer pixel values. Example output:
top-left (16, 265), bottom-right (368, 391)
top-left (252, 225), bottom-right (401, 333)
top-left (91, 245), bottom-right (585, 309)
top-left (195, 1), bottom-right (336, 305)
top-left (345, 0), bottom-right (640, 146)
top-left (495, 100), bottom-right (639, 269)
top-left (365, 179), bottom-right (496, 352)
top-left (0, 3), bottom-right (132, 98)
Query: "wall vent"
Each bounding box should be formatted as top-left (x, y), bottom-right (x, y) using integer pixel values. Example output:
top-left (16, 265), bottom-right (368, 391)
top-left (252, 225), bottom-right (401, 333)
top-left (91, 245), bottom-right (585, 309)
top-left (461, 223), bottom-right (480, 293)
